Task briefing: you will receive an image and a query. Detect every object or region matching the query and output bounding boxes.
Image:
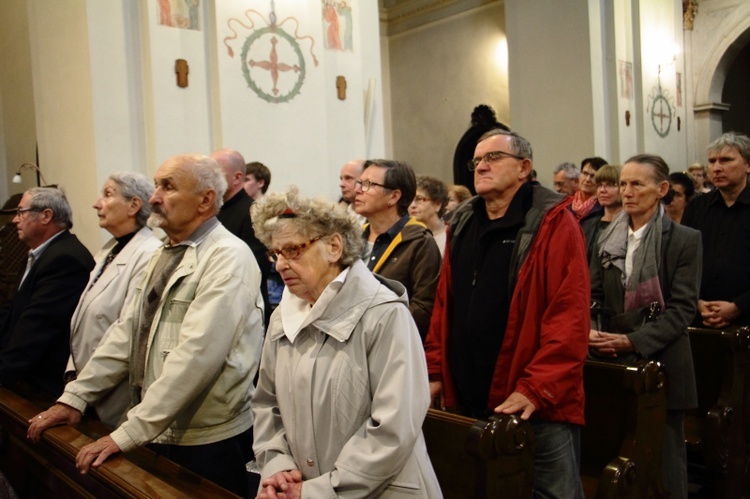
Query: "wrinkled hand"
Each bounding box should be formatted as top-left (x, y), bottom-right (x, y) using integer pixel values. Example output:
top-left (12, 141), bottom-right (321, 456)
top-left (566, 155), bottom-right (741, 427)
top-left (699, 300), bottom-right (740, 329)
top-left (257, 470), bottom-right (303, 499)
top-left (429, 381), bottom-right (445, 411)
top-left (494, 391), bottom-right (536, 420)
top-left (27, 403), bottom-right (82, 443)
top-left (588, 330), bottom-right (634, 357)
top-left (76, 435), bottom-right (121, 474)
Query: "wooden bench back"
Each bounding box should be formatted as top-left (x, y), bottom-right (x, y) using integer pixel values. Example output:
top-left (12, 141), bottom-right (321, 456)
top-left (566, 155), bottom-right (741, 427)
top-left (0, 387), bottom-right (238, 498)
top-left (686, 326), bottom-right (750, 499)
top-left (423, 408), bottom-right (534, 499)
top-left (581, 359), bottom-right (669, 499)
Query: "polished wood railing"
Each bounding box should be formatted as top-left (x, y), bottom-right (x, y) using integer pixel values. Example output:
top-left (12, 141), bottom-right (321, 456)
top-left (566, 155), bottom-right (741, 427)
top-left (0, 387), bottom-right (238, 498)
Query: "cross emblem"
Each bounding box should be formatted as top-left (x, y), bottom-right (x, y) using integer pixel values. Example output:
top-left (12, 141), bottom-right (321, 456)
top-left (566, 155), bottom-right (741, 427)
top-left (248, 37), bottom-right (300, 97)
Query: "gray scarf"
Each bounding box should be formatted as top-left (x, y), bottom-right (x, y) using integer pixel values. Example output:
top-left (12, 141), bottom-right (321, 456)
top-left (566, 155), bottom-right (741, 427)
top-left (597, 207), bottom-right (665, 313)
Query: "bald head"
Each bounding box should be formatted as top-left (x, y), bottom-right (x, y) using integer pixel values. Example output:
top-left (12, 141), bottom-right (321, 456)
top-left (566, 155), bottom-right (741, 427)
top-left (339, 159), bottom-right (365, 203)
top-left (210, 148), bottom-right (246, 201)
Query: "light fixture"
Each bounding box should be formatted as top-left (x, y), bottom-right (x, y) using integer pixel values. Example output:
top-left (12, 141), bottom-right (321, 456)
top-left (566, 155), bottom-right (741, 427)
top-left (12, 163), bottom-right (48, 186)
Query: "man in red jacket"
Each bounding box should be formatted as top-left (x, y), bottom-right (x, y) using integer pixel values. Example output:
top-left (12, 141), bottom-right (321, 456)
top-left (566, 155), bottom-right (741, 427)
top-left (425, 129), bottom-right (590, 498)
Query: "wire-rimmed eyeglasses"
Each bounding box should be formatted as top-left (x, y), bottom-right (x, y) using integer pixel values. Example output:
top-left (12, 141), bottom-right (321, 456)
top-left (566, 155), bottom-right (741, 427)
top-left (15, 207), bottom-right (41, 217)
top-left (468, 150), bottom-right (526, 171)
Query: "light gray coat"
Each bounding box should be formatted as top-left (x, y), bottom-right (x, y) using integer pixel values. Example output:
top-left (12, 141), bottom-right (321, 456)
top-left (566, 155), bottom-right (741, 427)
top-left (252, 260), bottom-right (442, 498)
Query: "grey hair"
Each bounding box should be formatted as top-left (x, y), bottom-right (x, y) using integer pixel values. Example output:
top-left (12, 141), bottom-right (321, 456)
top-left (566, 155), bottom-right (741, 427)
top-left (186, 155), bottom-right (227, 213)
top-left (108, 172), bottom-right (154, 228)
top-left (26, 187), bottom-right (73, 229)
top-left (477, 128), bottom-right (534, 160)
top-left (553, 162), bottom-right (580, 179)
top-left (251, 187), bottom-right (363, 267)
top-left (706, 131), bottom-right (750, 164)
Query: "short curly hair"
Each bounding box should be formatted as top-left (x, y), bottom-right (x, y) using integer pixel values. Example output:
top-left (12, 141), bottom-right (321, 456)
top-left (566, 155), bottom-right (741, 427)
top-left (251, 187), bottom-right (363, 267)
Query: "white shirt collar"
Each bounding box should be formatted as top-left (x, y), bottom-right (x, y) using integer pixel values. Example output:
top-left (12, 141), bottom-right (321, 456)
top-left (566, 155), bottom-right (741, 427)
top-left (280, 267), bottom-right (350, 343)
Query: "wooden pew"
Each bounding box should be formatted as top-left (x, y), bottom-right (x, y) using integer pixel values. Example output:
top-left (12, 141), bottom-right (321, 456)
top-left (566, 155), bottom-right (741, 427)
top-left (423, 409), bottom-right (534, 499)
top-left (581, 359), bottom-right (668, 499)
top-left (0, 387), bottom-right (238, 498)
top-left (685, 326), bottom-right (750, 499)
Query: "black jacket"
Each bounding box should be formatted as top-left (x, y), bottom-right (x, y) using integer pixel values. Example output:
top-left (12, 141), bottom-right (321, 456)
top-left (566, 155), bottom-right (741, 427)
top-left (0, 230), bottom-right (94, 396)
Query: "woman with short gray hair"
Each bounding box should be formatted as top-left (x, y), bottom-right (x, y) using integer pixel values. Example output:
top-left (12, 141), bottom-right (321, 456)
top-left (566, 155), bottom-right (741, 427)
top-left (250, 187), bottom-right (442, 498)
top-left (66, 172), bottom-right (161, 426)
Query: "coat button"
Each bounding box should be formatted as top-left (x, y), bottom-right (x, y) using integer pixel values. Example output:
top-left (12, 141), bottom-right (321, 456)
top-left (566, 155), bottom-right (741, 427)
top-left (306, 459), bottom-right (314, 466)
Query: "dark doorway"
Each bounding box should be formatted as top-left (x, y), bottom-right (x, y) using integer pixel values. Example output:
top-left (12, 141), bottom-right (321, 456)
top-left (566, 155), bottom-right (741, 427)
top-left (722, 40), bottom-right (750, 136)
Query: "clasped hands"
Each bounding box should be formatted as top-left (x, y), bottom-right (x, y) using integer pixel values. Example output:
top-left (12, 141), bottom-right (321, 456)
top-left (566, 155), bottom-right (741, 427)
top-left (698, 299), bottom-right (740, 329)
top-left (26, 403), bottom-right (122, 473)
top-left (588, 330), bottom-right (634, 357)
top-left (257, 469), bottom-right (303, 499)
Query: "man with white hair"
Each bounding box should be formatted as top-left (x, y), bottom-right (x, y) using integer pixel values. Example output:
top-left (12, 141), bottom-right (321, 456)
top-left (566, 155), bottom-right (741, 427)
top-left (28, 154), bottom-right (265, 496)
top-left (552, 162), bottom-right (580, 196)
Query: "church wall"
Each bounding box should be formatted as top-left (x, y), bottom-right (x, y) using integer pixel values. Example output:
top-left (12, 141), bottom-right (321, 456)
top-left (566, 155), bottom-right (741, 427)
top-left (385, 3), bottom-right (508, 184)
top-left (505, 0), bottom-right (597, 186)
top-left (0, 0), bottom-right (37, 206)
top-left (689, 0), bottom-right (750, 163)
top-left (213, 0), bottom-right (386, 201)
top-left (26, 0), bottom-right (101, 251)
top-left (635, 0), bottom-right (687, 170)
top-left (1, 0), bottom-right (386, 252)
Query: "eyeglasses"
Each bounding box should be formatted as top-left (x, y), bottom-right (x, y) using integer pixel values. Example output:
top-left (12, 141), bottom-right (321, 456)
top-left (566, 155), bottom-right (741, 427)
top-left (267, 235), bottom-right (323, 262)
top-left (15, 207), bottom-right (40, 217)
top-left (580, 170), bottom-right (596, 179)
top-left (355, 179), bottom-right (390, 192)
top-left (412, 195), bottom-right (431, 203)
top-left (468, 150), bottom-right (526, 171)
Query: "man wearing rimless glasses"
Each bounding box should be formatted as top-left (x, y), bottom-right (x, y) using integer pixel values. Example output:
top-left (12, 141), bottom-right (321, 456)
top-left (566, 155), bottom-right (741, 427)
top-left (425, 128), bottom-right (590, 498)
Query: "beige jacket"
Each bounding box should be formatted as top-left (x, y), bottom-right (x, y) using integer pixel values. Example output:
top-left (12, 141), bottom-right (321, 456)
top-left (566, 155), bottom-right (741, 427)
top-left (67, 227), bottom-right (161, 426)
top-left (60, 222), bottom-right (264, 451)
top-left (252, 260), bottom-right (442, 498)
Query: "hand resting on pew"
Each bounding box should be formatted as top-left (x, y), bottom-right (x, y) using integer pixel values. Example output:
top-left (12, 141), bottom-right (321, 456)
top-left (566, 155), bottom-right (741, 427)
top-left (494, 391), bottom-right (536, 420)
top-left (27, 402), bottom-right (123, 474)
top-left (430, 381), bottom-right (445, 410)
top-left (588, 329), bottom-right (634, 357)
top-left (27, 402), bottom-right (81, 442)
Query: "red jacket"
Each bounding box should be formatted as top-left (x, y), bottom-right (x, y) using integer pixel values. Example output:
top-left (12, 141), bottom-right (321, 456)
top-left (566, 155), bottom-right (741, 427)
top-left (424, 188), bottom-right (589, 425)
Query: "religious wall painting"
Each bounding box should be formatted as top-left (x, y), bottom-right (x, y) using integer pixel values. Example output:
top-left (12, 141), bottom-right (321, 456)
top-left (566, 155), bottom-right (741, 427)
top-left (647, 77), bottom-right (677, 138)
top-left (222, 1), bottom-right (319, 104)
top-left (322, 1), bottom-right (354, 51)
top-left (158, 0), bottom-right (200, 31)
top-left (619, 60), bottom-right (633, 100)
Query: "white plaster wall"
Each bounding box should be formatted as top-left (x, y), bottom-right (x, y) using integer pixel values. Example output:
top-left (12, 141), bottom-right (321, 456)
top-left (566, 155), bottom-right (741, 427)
top-left (637, 0), bottom-right (687, 170)
top-left (386, 3), bottom-right (508, 183)
top-left (0, 0), bottom-right (37, 205)
top-left (506, 0), bottom-right (597, 188)
top-left (214, 0), bottom-right (386, 201)
top-left (27, 0), bottom-right (100, 252)
top-left (612, 0), bottom-right (639, 163)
